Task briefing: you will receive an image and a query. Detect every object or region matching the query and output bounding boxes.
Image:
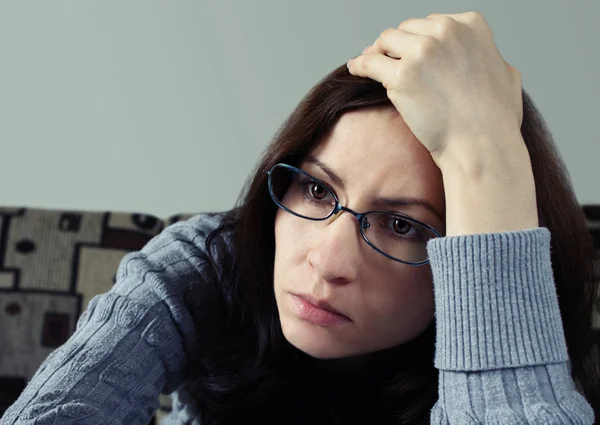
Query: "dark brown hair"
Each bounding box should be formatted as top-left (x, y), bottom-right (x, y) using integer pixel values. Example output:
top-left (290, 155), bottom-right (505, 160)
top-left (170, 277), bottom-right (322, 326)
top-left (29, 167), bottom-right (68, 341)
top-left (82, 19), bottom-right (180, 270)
top-left (188, 64), bottom-right (600, 424)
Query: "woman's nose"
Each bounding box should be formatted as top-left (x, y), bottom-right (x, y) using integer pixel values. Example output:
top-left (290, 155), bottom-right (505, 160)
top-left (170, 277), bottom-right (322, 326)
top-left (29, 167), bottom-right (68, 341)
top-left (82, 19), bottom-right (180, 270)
top-left (306, 212), bottom-right (361, 284)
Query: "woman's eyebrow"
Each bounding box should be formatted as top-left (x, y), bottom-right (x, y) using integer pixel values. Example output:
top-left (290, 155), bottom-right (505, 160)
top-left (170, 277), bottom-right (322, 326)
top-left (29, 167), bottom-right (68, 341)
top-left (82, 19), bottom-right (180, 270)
top-left (304, 154), bottom-right (346, 190)
top-left (368, 196), bottom-right (445, 224)
top-left (303, 154), bottom-right (444, 223)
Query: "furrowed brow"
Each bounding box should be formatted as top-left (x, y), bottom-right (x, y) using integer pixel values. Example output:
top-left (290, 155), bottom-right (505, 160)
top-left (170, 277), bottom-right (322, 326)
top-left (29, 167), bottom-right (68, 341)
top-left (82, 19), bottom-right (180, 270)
top-left (303, 154), bottom-right (345, 190)
top-left (370, 195), bottom-right (444, 223)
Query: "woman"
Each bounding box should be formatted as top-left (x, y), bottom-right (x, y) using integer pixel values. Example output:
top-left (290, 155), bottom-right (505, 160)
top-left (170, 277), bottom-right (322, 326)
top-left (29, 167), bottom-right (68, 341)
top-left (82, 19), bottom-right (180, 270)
top-left (2, 11), bottom-right (599, 425)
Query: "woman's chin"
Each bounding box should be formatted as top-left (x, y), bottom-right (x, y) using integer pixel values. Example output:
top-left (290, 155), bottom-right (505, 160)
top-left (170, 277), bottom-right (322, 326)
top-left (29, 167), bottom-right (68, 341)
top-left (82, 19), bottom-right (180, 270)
top-left (280, 316), bottom-right (358, 359)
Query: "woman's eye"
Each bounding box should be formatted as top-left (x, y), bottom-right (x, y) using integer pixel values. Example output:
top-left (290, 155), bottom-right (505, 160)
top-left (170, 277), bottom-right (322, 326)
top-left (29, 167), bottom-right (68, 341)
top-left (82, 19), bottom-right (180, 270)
top-left (392, 219), bottom-right (411, 234)
top-left (309, 183), bottom-right (328, 200)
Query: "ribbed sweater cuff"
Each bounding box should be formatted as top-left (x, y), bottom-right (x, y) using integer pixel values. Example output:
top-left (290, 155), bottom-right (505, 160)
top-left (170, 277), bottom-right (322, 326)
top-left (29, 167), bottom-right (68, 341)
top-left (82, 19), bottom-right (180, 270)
top-left (426, 227), bottom-right (569, 371)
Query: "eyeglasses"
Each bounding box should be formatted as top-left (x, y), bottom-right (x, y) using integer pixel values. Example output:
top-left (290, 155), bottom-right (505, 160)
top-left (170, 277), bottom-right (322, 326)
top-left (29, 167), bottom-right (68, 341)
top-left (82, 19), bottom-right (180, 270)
top-left (266, 163), bottom-right (443, 266)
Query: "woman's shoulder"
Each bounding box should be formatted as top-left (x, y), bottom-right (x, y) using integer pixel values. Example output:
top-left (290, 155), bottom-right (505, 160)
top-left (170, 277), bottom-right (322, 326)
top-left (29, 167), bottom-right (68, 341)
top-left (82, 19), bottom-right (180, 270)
top-left (163, 209), bottom-right (236, 244)
top-left (149, 209), bottom-right (239, 310)
top-left (109, 209), bottom-right (238, 318)
top-left (140, 209), bottom-right (237, 263)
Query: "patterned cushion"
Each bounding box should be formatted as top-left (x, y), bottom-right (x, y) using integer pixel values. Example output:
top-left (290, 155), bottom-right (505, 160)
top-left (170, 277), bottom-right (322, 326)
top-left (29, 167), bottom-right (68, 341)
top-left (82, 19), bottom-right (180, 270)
top-left (0, 207), bottom-right (196, 423)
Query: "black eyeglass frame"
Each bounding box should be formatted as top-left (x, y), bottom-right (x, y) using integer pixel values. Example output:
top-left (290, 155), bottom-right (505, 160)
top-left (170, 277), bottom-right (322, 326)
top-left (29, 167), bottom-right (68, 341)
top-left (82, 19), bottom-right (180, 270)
top-left (266, 163), bottom-right (443, 267)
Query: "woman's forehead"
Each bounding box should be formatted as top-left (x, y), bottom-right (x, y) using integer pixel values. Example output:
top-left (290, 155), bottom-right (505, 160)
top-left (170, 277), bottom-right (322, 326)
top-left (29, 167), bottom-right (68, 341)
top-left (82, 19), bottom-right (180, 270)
top-left (309, 110), bottom-right (437, 184)
top-left (303, 109), bottom-right (445, 222)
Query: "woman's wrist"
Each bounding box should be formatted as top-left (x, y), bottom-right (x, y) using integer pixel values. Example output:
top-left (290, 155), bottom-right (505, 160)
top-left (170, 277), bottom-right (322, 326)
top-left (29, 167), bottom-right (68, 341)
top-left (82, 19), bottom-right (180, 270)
top-left (436, 136), bottom-right (539, 237)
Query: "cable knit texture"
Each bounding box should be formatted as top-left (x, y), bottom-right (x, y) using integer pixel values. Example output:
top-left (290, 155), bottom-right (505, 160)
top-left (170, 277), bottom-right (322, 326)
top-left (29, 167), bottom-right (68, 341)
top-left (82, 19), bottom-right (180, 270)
top-left (0, 213), bottom-right (594, 424)
top-left (427, 227), bottom-right (594, 424)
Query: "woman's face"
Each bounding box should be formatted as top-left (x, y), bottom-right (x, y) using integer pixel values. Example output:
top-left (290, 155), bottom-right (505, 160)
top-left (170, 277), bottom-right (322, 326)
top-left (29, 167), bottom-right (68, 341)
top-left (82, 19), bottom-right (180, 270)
top-left (273, 106), bottom-right (446, 359)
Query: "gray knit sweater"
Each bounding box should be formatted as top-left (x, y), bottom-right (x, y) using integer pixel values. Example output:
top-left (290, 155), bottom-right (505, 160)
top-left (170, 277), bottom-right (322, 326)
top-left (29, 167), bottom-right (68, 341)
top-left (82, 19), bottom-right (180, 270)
top-left (0, 212), bottom-right (595, 424)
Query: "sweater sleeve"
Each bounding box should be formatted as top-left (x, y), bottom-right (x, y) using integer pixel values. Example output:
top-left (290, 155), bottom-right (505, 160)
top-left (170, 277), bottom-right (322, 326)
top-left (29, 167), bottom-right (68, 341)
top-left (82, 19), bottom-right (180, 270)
top-left (0, 213), bottom-right (225, 425)
top-left (426, 227), bottom-right (595, 424)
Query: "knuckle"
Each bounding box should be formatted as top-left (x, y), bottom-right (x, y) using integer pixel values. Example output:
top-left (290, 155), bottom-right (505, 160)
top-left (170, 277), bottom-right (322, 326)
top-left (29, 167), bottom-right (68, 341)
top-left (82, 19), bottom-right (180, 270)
top-left (397, 19), bottom-right (414, 31)
top-left (359, 53), bottom-right (371, 69)
top-left (435, 17), bottom-right (458, 38)
top-left (414, 36), bottom-right (437, 59)
top-left (466, 11), bottom-right (483, 21)
top-left (465, 11), bottom-right (489, 30)
top-left (353, 55), bottom-right (369, 70)
top-left (380, 27), bottom-right (395, 40)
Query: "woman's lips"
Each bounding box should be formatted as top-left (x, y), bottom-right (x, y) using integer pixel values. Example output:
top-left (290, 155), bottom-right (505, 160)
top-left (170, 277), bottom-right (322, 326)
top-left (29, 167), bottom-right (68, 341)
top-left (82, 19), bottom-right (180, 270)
top-left (290, 293), bottom-right (351, 327)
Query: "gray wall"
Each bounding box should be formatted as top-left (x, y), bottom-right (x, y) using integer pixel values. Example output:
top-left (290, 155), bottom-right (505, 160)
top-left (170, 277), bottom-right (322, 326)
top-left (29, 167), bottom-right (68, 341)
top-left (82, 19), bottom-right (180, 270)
top-left (1, 1), bottom-right (598, 218)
